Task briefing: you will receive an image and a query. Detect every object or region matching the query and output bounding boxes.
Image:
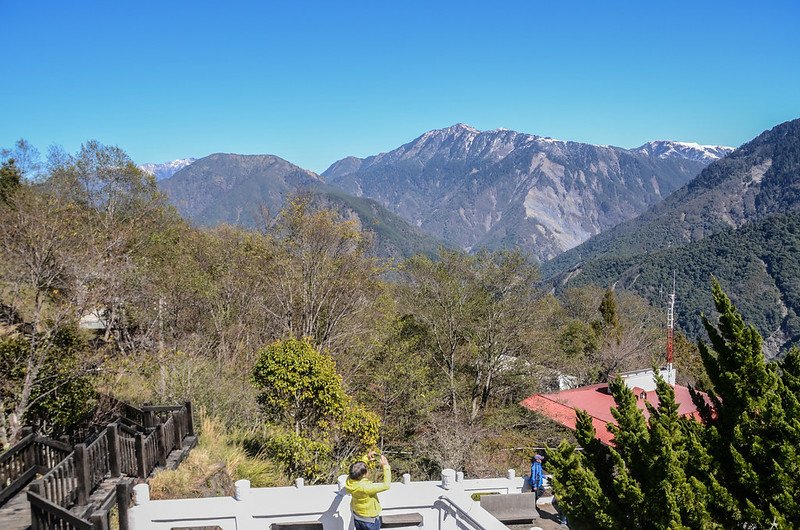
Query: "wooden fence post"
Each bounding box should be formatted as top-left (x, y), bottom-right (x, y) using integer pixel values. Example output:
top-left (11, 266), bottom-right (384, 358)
top-left (91, 512), bottom-right (108, 530)
top-left (107, 424), bottom-right (121, 478)
top-left (185, 401), bottom-right (194, 436)
top-left (117, 481), bottom-right (131, 530)
top-left (155, 423), bottom-right (167, 466)
top-left (142, 403), bottom-right (152, 428)
top-left (134, 433), bottom-right (147, 479)
top-left (171, 411), bottom-right (182, 451)
top-left (28, 481), bottom-right (42, 530)
top-left (74, 443), bottom-right (91, 506)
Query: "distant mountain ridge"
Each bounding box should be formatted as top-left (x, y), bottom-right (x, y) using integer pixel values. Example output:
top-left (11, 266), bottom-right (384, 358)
top-left (158, 153), bottom-right (446, 258)
top-left (139, 158), bottom-right (197, 181)
top-left (159, 153), bottom-right (322, 226)
top-left (543, 118), bottom-right (800, 355)
top-left (323, 124), bottom-right (727, 261)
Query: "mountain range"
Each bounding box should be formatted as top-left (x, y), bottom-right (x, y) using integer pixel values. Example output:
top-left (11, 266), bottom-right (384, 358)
top-left (543, 118), bottom-right (800, 355)
top-left (152, 124), bottom-right (730, 262)
top-left (148, 120), bottom-right (800, 352)
top-left (322, 124), bottom-right (730, 261)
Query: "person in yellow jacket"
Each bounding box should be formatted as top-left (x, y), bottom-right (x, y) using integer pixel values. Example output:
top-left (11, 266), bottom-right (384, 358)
top-left (345, 450), bottom-right (391, 530)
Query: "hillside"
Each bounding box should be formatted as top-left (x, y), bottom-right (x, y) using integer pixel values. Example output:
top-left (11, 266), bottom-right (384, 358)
top-left (323, 124), bottom-right (727, 261)
top-left (544, 118), bottom-right (800, 355)
top-left (158, 153), bottom-right (446, 258)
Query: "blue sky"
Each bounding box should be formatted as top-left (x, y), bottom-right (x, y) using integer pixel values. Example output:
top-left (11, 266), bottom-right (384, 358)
top-left (1, 1), bottom-right (798, 172)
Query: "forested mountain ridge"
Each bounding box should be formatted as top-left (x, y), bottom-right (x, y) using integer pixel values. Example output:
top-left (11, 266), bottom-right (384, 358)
top-left (158, 153), bottom-right (446, 258)
top-left (544, 118), bottom-right (800, 355)
top-left (544, 118), bottom-right (800, 276)
top-left (323, 124), bottom-right (726, 261)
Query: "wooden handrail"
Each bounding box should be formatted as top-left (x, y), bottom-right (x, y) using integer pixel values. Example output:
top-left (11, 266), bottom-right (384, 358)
top-left (35, 436), bottom-right (72, 453)
top-left (0, 432), bottom-right (35, 464)
top-left (28, 486), bottom-right (93, 530)
top-left (140, 405), bottom-right (183, 412)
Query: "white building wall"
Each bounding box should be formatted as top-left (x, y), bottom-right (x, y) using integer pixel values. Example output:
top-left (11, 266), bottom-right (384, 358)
top-left (620, 366), bottom-right (676, 392)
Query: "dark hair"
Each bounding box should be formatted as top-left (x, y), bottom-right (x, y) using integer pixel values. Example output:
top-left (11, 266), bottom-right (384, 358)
top-left (349, 461), bottom-right (368, 480)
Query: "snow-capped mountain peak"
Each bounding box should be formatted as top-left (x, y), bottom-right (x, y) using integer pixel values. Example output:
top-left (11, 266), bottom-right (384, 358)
top-left (635, 141), bottom-right (734, 163)
top-left (139, 158), bottom-right (197, 181)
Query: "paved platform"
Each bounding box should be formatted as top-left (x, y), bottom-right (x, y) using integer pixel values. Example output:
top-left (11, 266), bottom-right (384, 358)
top-left (0, 485), bottom-right (32, 530)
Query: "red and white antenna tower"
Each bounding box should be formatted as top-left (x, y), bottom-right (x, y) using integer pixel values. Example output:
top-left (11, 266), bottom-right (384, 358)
top-left (666, 272), bottom-right (676, 367)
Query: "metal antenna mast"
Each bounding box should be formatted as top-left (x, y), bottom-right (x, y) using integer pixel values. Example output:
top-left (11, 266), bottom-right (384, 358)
top-left (666, 272), bottom-right (676, 366)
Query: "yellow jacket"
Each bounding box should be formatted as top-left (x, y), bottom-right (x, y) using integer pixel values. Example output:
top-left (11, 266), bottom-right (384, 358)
top-left (345, 464), bottom-right (391, 517)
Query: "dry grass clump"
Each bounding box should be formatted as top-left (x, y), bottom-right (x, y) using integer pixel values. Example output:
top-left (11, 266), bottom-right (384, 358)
top-left (149, 414), bottom-right (287, 499)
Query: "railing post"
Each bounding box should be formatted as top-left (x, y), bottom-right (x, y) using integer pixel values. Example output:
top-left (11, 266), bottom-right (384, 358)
top-left (171, 411), bottom-right (182, 451)
top-left (74, 443), bottom-right (91, 506)
top-left (155, 423), bottom-right (167, 466)
top-left (28, 481), bottom-right (42, 530)
top-left (185, 401), bottom-right (194, 436)
top-left (91, 512), bottom-right (108, 530)
top-left (142, 403), bottom-right (153, 428)
top-left (134, 433), bottom-right (147, 478)
top-left (107, 424), bottom-right (121, 478)
top-left (117, 481), bottom-right (131, 530)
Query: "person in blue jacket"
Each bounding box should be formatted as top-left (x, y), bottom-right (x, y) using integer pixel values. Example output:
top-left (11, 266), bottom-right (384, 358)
top-left (530, 454), bottom-right (544, 496)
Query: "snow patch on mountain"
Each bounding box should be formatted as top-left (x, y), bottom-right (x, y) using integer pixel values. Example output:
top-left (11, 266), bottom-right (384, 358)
top-left (635, 141), bottom-right (734, 163)
top-left (139, 158), bottom-right (197, 181)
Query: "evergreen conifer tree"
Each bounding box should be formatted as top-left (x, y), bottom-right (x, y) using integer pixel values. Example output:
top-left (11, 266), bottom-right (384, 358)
top-left (695, 278), bottom-right (800, 526)
top-left (0, 158), bottom-right (21, 203)
top-left (549, 279), bottom-right (800, 528)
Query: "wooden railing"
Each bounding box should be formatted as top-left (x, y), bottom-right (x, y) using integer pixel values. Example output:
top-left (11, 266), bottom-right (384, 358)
top-left (83, 431), bottom-right (111, 496)
top-left (0, 430), bottom-right (37, 505)
top-left (119, 435), bottom-right (137, 477)
top-left (28, 487), bottom-right (94, 530)
top-left (0, 399), bottom-right (195, 530)
top-left (34, 437), bottom-right (73, 470)
top-left (40, 450), bottom-right (78, 508)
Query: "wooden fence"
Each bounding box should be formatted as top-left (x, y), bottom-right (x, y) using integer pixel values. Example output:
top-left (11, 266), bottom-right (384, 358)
top-left (0, 429), bottom-right (73, 506)
top-left (0, 400), bottom-right (194, 530)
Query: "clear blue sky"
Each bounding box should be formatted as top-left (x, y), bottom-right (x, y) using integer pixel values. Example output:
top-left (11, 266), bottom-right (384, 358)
top-left (1, 1), bottom-right (798, 172)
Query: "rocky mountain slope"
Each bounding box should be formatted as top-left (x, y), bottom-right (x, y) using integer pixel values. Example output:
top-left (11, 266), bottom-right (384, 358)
top-left (544, 118), bottom-right (800, 355)
top-left (323, 124), bottom-right (728, 261)
top-left (158, 153), bottom-right (445, 258)
top-left (139, 158), bottom-right (197, 181)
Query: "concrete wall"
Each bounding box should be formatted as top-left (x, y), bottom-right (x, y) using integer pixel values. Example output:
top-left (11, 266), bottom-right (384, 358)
top-left (128, 471), bottom-right (526, 530)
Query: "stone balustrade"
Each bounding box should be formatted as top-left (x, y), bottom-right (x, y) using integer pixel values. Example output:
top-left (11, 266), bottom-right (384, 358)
top-left (128, 470), bottom-right (529, 530)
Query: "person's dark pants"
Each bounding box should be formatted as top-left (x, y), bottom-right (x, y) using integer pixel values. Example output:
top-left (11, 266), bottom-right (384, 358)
top-left (354, 517), bottom-right (381, 530)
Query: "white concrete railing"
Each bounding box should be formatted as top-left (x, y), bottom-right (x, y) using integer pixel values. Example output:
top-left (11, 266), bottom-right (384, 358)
top-left (128, 469), bottom-right (527, 530)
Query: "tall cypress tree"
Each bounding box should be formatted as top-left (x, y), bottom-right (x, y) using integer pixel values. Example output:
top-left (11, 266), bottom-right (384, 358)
top-left (695, 278), bottom-right (800, 526)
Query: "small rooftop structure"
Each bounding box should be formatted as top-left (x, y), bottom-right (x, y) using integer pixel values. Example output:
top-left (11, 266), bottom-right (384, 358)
top-left (521, 367), bottom-right (708, 445)
top-left (79, 309), bottom-right (108, 330)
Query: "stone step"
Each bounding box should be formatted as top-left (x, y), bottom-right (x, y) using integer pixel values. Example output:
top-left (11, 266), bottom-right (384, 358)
top-left (382, 512), bottom-right (424, 527)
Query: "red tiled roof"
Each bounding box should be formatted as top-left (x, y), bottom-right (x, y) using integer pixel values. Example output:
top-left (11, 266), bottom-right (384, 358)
top-left (520, 383), bottom-right (709, 446)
